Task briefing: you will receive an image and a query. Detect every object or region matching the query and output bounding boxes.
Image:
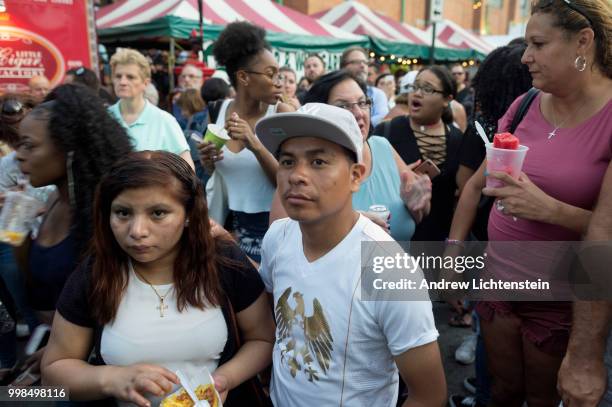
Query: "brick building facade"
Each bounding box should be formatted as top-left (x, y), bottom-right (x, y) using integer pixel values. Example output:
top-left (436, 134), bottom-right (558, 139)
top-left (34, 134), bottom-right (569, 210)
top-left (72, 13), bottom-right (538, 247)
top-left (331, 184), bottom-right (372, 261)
top-left (283, 0), bottom-right (529, 35)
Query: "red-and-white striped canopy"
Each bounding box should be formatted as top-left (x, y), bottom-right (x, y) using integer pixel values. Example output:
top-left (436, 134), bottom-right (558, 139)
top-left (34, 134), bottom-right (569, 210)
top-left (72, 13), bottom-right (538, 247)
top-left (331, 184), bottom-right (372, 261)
top-left (96, 0), bottom-right (360, 39)
top-left (431, 19), bottom-right (495, 55)
top-left (313, 1), bottom-right (431, 45)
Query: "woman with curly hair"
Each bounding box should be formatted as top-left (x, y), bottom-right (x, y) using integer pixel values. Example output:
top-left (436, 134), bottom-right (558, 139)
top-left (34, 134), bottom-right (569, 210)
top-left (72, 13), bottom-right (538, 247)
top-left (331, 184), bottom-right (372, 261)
top-left (198, 21), bottom-right (293, 263)
top-left (41, 151), bottom-right (274, 407)
top-left (13, 84), bottom-right (133, 384)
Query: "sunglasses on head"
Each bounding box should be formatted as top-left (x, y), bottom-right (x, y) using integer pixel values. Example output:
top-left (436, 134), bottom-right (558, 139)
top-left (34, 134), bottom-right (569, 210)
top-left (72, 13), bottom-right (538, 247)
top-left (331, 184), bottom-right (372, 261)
top-left (537, 0), bottom-right (593, 27)
top-left (1, 99), bottom-right (24, 115)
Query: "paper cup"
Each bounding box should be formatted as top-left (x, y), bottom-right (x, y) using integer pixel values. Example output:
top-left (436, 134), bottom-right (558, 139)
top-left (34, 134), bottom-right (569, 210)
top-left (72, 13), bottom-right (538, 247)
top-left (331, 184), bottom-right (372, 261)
top-left (485, 144), bottom-right (529, 188)
top-left (0, 191), bottom-right (44, 246)
top-left (203, 124), bottom-right (230, 150)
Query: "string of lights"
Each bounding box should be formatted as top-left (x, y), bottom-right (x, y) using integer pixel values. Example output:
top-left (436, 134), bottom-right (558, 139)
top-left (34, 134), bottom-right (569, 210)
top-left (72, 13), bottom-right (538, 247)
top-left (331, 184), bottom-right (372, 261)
top-left (368, 51), bottom-right (476, 68)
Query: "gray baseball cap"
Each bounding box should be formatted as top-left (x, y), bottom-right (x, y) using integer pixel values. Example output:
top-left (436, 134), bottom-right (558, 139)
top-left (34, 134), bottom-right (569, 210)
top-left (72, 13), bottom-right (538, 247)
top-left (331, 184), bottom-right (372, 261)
top-left (255, 103), bottom-right (364, 163)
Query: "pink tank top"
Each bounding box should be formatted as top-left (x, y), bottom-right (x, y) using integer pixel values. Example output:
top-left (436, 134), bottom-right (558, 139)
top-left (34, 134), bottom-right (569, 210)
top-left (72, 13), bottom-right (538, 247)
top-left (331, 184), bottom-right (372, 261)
top-left (489, 92), bottom-right (612, 242)
top-left (485, 92), bottom-right (611, 287)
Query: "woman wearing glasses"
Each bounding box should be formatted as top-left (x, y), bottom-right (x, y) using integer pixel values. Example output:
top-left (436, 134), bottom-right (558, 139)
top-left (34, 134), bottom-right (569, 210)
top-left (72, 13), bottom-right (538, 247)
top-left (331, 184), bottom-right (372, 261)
top-left (374, 66), bottom-right (463, 242)
top-left (198, 22), bottom-right (293, 263)
top-left (448, 0), bottom-right (611, 404)
top-left (269, 70), bottom-right (432, 242)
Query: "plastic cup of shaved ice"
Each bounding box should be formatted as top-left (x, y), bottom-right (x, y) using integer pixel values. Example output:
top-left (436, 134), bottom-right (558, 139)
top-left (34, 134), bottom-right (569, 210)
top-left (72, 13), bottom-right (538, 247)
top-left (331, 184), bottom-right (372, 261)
top-left (485, 134), bottom-right (529, 188)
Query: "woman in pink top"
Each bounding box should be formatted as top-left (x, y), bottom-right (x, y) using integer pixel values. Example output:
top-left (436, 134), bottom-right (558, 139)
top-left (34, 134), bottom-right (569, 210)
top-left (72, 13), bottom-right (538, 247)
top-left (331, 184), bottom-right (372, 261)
top-left (447, 0), bottom-right (612, 405)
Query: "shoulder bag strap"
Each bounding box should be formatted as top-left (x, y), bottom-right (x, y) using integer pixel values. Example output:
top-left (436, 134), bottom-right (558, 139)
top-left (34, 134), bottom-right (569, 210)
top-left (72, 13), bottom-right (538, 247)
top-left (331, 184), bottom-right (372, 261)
top-left (509, 88), bottom-right (540, 133)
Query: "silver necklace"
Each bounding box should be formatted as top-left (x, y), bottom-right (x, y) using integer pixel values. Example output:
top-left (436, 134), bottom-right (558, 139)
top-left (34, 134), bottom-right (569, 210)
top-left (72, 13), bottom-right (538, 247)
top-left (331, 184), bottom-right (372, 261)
top-left (548, 100), bottom-right (582, 140)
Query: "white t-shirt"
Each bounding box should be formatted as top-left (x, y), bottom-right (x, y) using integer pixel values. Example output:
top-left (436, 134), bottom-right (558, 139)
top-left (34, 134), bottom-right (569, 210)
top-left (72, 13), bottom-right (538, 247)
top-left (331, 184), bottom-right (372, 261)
top-left (100, 266), bottom-right (228, 407)
top-left (214, 99), bottom-right (277, 213)
top-left (259, 215), bottom-right (438, 407)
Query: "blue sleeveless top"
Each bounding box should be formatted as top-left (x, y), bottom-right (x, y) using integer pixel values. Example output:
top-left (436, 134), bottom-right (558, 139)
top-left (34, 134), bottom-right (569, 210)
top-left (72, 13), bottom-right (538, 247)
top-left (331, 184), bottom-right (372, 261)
top-left (353, 136), bottom-right (416, 241)
top-left (27, 199), bottom-right (77, 311)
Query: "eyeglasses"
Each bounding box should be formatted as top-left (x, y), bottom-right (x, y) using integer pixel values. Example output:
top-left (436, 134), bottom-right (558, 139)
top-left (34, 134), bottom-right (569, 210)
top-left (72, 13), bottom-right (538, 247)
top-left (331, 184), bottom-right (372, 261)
top-left (1, 99), bottom-right (24, 115)
top-left (333, 99), bottom-right (372, 112)
top-left (243, 70), bottom-right (285, 84)
top-left (537, 0), bottom-right (593, 27)
top-left (451, 72), bottom-right (465, 76)
top-left (345, 59), bottom-right (368, 66)
top-left (407, 83), bottom-right (445, 96)
top-left (180, 73), bottom-right (203, 79)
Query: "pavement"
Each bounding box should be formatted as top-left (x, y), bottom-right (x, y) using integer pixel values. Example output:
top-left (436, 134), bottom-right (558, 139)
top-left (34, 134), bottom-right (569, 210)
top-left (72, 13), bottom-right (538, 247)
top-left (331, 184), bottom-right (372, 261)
top-left (432, 301), bottom-right (476, 403)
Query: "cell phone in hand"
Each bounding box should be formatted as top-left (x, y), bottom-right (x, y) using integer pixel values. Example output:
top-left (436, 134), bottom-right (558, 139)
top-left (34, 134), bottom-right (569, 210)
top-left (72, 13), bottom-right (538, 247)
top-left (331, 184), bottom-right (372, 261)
top-left (189, 132), bottom-right (203, 144)
top-left (25, 324), bottom-right (50, 355)
top-left (414, 159), bottom-right (441, 179)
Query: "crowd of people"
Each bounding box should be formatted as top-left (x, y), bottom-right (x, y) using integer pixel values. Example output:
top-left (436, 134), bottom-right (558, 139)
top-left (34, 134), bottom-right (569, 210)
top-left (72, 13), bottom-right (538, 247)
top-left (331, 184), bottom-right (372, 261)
top-left (0, 0), bottom-right (610, 406)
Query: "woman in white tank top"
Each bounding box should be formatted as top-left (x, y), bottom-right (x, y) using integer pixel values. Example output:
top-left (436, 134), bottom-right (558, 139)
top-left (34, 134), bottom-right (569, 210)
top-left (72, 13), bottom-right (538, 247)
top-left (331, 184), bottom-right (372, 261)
top-left (198, 22), bottom-right (294, 262)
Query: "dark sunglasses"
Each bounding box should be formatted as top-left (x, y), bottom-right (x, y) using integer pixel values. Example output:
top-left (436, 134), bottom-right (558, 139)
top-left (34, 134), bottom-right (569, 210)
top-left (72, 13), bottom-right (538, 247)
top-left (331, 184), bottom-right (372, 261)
top-left (1, 99), bottom-right (24, 115)
top-left (537, 0), bottom-right (593, 27)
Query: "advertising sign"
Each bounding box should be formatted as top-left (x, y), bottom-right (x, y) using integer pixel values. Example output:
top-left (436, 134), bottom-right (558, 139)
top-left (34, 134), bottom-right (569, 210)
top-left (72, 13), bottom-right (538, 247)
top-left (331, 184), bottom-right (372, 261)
top-left (0, 0), bottom-right (98, 93)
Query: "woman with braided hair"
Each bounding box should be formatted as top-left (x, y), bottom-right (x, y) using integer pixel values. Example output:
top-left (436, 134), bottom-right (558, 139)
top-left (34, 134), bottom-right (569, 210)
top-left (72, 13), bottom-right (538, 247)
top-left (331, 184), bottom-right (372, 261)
top-left (13, 84), bottom-right (132, 383)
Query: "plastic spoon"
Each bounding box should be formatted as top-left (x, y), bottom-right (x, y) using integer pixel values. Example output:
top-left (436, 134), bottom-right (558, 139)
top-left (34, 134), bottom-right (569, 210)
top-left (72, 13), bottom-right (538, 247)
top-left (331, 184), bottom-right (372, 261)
top-left (176, 370), bottom-right (210, 407)
top-left (474, 121), bottom-right (491, 146)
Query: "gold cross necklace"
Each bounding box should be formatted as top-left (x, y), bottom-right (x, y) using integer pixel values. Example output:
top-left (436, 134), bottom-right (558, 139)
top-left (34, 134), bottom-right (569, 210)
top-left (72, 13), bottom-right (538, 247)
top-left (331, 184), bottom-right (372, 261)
top-left (129, 260), bottom-right (172, 318)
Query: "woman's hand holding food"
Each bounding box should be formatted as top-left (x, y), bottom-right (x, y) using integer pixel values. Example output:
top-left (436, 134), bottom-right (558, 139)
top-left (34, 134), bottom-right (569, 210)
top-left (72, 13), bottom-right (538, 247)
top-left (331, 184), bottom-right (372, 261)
top-left (102, 364), bottom-right (179, 407)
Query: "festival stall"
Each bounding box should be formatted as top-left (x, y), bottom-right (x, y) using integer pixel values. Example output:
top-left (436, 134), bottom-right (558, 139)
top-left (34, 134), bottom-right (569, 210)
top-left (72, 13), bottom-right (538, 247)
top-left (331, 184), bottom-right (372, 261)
top-left (313, 1), bottom-right (482, 62)
top-left (96, 0), bottom-right (368, 75)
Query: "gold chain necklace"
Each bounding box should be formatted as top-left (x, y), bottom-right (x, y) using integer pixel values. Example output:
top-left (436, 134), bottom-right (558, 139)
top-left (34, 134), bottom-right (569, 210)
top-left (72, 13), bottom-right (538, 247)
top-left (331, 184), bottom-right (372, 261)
top-left (129, 261), bottom-right (172, 318)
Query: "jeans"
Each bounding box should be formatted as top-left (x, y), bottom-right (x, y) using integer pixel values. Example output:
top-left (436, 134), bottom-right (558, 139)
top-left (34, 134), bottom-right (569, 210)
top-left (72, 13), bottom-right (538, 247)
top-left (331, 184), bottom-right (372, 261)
top-left (474, 311), bottom-right (491, 405)
top-left (0, 243), bottom-right (38, 331)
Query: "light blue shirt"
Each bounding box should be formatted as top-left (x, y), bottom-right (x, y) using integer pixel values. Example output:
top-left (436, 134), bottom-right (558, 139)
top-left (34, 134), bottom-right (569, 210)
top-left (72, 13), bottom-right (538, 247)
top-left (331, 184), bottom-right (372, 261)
top-left (368, 86), bottom-right (390, 127)
top-left (352, 136), bottom-right (415, 241)
top-left (108, 100), bottom-right (190, 155)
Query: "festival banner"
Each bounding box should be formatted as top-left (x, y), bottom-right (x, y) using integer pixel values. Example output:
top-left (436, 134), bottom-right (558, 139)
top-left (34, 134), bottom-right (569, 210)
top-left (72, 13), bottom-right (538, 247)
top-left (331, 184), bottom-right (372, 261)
top-left (0, 0), bottom-right (98, 93)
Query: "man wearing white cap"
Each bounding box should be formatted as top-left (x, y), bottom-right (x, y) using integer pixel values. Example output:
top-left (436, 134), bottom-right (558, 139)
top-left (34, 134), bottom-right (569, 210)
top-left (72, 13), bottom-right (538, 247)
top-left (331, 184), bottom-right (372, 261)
top-left (256, 103), bottom-right (446, 407)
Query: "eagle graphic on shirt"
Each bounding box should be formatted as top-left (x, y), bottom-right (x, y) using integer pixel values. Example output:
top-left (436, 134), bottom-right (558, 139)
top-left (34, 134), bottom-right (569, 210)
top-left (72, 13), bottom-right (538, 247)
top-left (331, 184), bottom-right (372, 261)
top-left (275, 287), bottom-right (334, 382)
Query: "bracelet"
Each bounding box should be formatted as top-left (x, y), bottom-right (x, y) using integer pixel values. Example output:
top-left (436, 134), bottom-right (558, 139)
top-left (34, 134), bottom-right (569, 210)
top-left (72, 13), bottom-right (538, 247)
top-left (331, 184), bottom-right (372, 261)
top-left (445, 238), bottom-right (465, 248)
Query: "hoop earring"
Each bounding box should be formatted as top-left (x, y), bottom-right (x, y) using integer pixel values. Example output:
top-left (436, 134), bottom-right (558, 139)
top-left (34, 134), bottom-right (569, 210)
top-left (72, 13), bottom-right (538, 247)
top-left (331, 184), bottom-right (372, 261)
top-left (574, 56), bottom-right (587, 72)
top-left (66, 150), bottom-right (76, 208)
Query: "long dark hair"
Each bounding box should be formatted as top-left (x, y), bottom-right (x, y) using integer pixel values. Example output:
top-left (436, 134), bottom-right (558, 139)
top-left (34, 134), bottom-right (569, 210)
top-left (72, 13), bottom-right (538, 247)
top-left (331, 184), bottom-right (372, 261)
top-left (472, 43), bottom-right (532, 126)
top-left (33, 84), bottom-right (133, 257)
top-left (90, 151), bottom-right (223, 324)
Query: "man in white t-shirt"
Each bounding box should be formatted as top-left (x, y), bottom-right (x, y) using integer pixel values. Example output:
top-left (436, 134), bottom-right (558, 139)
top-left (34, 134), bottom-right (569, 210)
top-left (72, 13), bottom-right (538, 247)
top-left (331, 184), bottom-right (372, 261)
top-left (255, 103), bottom-right (446, 407)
